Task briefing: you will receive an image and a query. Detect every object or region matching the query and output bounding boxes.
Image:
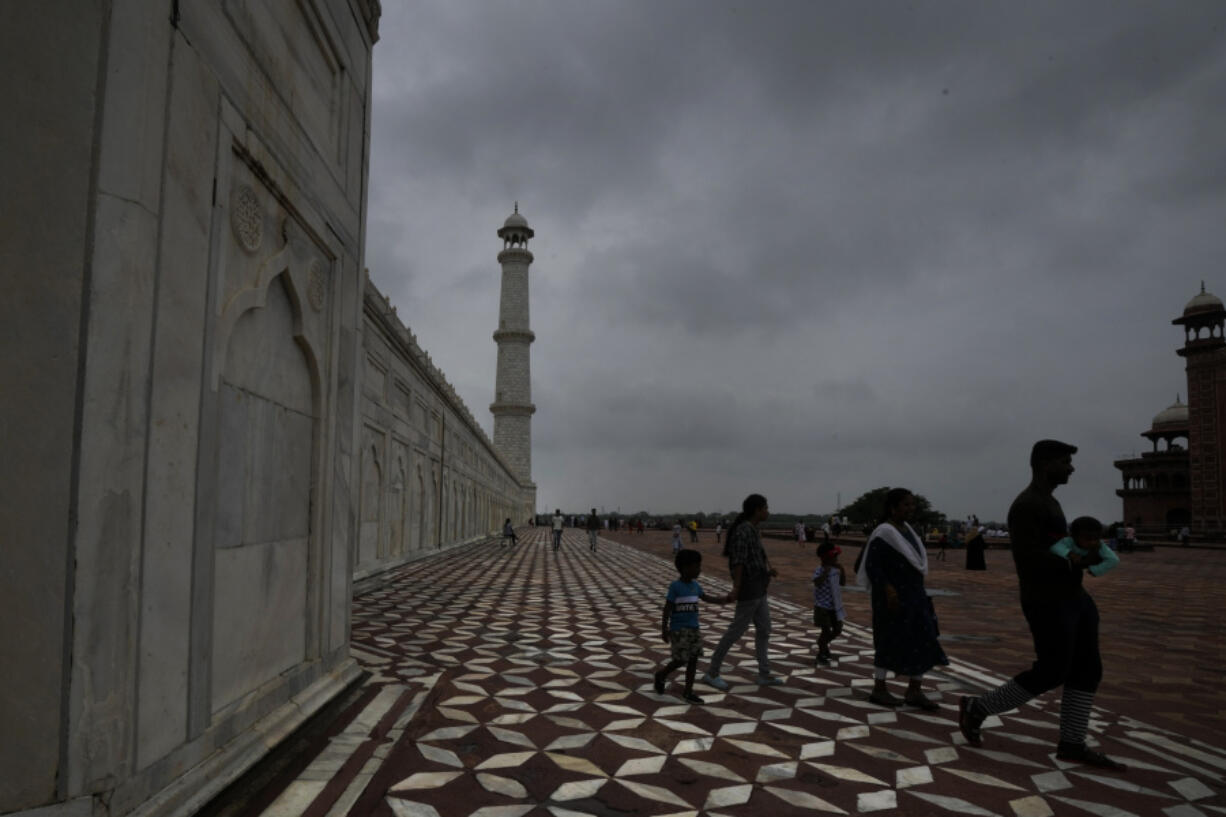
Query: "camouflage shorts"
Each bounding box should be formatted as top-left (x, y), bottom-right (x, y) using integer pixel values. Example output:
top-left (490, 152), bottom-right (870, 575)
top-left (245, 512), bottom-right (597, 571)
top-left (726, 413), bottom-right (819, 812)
top-left (670, 627), bottom-right (704, 662)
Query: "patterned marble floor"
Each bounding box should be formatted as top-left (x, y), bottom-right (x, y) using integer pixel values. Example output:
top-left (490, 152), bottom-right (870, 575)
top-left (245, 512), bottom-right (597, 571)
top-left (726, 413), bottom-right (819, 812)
top-left (247, 531), bottom-right (1226, 817)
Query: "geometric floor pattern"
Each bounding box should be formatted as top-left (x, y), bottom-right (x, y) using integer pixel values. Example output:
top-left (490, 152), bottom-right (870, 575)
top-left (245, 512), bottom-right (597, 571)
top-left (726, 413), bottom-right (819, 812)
top-left (250, 530), bottom-right (1226, 817)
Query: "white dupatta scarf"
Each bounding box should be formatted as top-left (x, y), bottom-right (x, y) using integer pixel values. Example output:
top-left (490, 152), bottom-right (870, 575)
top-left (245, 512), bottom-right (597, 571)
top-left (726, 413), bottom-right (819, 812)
top-left (855, 521), bottom-right (928, 591)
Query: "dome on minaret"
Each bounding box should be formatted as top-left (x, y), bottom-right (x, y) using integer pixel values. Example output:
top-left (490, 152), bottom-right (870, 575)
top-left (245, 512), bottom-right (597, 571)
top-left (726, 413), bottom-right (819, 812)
top-left (503, 208), bottom-right (529, 229)
top-left (1151, 396), bottom-right (1189, 431)
top-left (1182, 282), bottom-right (1224, 318)
top-left (497, 202), bottom-right (534, 248)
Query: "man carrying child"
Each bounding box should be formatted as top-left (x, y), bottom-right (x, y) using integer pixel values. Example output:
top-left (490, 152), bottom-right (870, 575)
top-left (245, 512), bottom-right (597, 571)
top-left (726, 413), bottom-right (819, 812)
top-left (959, 440), bottom-right (1126, 770)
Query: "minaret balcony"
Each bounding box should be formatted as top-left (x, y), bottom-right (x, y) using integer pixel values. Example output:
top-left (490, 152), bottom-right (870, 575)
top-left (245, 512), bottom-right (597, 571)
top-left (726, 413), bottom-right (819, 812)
top-left (492, 328), bottom-right (535, 343)
top-left (497, 247), bottom-right (534, 264)
top-left (490, 402), bottom-right (536, 416)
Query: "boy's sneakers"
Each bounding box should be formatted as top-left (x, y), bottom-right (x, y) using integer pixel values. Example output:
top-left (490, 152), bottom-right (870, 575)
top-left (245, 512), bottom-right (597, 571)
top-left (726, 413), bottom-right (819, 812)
top-left (815, 651), bottom-right (836, 666)
top-left (755, 674), bottom-right (784, 686)
top-left (701, 673), bottom-right (730, 691)
top-left (1056, 742), bottom-right (1127, 771)
top-left (653, 671), bottom-right (666, 695)
top-left (682, 691), bottom-right (704, 705)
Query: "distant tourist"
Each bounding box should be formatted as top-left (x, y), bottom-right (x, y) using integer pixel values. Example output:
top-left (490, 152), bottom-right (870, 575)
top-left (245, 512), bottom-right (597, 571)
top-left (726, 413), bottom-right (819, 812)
top-left (702, 493), bottom-right (783, 690)
top-left (965, 524), bottom-right (987, 570)
top-left (672, 520), bottom-right (684, 553)
top-left (820, 518), bottom-right (832, 546)
top-left (689, 519), bottom-right (699, 542)
top-left (857, 487), bottom-right (947, 709)
top-left (812, 542), bottom-right (846, 665)
top-left (959, 440), bottom-right (1126, 770)
top-left (586, 508), bottom-right (600, 552)
top-left (636, 518), bottom-right (645, 535)
top-left (653, 549), bottom-right (731, 704)
top-left (501, 518), bottom-right (518, 547)
top-left (551, 509), bottom-right (564, 551)
top-left (1123, 525), bottom-right (1136, 553)
top-left (1180, 525), bottom-right (1191, 547)
top-left (714, 521), bottom-right (724, 544)
top-left (794, 520), bottom-right (807, 547)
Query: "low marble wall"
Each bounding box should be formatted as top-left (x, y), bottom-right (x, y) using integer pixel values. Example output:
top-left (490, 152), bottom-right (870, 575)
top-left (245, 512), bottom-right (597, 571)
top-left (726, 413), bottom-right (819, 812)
top-left (356, 284), bottom-right (535, 580)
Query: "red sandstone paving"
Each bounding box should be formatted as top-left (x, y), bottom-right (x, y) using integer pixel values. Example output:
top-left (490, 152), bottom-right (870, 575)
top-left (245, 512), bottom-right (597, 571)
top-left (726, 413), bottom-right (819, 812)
top-left (232, 529), bottom-right (1226, 817)
top-left (609, 530), bottom-right (1226, 748)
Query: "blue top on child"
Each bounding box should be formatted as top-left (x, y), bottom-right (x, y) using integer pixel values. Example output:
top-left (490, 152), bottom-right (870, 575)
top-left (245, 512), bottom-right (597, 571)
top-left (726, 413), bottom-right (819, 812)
top-left (666, 580), bottom-right (702, 630)
top-left (1049, 537), bottom-right (1120, 577)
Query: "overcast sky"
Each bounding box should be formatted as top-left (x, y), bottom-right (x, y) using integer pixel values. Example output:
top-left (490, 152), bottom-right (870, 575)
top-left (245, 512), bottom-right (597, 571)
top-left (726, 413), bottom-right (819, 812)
top-left (365, 1), bottom-right (1226, 523)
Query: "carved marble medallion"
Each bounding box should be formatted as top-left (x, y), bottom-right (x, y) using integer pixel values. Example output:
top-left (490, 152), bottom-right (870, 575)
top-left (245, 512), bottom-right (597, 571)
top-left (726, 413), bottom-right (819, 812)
top-left (230, 185), bottom-right (263, 254)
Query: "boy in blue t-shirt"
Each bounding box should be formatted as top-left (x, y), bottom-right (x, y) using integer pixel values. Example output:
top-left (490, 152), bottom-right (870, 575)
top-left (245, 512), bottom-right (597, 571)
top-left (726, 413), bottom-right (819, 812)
top-left (653, 549), bottom-right (731, 704)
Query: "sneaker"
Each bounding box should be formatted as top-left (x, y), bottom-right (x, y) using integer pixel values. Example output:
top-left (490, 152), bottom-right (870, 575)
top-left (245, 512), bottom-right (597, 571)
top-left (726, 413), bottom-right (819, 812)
top-left (1056, 742), bottom-right (1127, 771)
top-left (653, 671), bottom-right (666, 695)
top-left (701, 673), bottom-right (729, 691)
top-left (959, 696), bottom-right (984, 747)
top-left (682, 691), bottom-right (705, 705)
top-left (815, 654), bottom-right (831, 666)
top-left (755, 674), bottom-right (784, 686)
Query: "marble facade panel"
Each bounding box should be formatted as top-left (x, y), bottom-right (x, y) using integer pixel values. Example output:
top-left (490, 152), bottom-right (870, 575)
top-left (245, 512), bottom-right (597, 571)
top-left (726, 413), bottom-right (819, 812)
top-left (136, 29), bottom-right (220, 770)
top-left (211, 539), bottom-right (310, 712)
top-left (0, 5), bottom-right (108, 809)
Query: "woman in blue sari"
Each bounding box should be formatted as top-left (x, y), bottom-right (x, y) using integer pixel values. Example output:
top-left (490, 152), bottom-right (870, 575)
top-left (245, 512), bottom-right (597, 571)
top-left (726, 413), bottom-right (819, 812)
top-left (856, 488), bottom-right (949, 709)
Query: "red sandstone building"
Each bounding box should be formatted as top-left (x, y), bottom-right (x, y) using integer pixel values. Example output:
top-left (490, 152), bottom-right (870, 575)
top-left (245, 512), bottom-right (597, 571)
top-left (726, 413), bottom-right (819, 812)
top-left (1116, 284), bottom-right (1226, 534)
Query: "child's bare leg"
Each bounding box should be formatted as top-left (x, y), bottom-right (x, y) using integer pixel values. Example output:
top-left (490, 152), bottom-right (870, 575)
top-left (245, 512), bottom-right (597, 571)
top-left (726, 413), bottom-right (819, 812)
top-left (656, 658), bottom-right (683, 679)
top-left (683, 656), bottom-right (699, 693)
top-left (654, 658), bottom-right (682, 694)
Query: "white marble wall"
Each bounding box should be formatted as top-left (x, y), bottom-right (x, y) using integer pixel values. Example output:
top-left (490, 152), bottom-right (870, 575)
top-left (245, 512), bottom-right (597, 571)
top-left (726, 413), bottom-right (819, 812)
top-left (1, 1), bottom-right (380, 815)
top-left (355, 284), bottom-right (535, 579)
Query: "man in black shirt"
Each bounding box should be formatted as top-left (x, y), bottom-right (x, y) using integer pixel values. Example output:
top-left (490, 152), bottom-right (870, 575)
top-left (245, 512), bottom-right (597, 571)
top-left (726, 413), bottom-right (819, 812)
top-left (959, 440), bottom-right (1126, 770)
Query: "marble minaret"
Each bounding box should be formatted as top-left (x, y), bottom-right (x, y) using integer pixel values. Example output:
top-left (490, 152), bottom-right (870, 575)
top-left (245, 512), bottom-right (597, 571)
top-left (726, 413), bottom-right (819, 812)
top-left (491, 204), bottom-right (536, 485)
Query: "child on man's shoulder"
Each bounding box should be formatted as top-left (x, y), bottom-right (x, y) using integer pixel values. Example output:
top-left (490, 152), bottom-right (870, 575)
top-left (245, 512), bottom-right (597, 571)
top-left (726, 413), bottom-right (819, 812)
top-left (654, 549), bottom-right (731, 704)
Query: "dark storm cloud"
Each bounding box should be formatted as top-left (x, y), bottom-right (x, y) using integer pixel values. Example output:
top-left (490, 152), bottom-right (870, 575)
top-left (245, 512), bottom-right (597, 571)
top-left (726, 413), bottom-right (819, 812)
top-left (367, 1), bottom-right (1226, 521)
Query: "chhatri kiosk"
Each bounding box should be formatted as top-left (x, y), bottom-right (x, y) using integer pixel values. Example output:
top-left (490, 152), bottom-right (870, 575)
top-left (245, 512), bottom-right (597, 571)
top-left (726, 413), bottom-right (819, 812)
top-left (1116, 283), bottom-right (1226, 537)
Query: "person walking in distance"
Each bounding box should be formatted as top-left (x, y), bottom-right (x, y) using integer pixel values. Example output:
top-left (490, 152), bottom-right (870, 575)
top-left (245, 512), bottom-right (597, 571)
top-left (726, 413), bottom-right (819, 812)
top-left (587, 508), bottom-right (600, 552)
top-left (959, 440), bottom-right (1127, 770)
top-left (701, 494), bottom-right (783, 690)
top-left (551, 508), bottom-right (564, 552)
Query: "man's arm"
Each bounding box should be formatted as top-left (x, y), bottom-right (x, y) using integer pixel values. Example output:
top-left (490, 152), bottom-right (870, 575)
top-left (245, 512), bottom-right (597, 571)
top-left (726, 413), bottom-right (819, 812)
top-left (727, 564), bottom-right (744, 601)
